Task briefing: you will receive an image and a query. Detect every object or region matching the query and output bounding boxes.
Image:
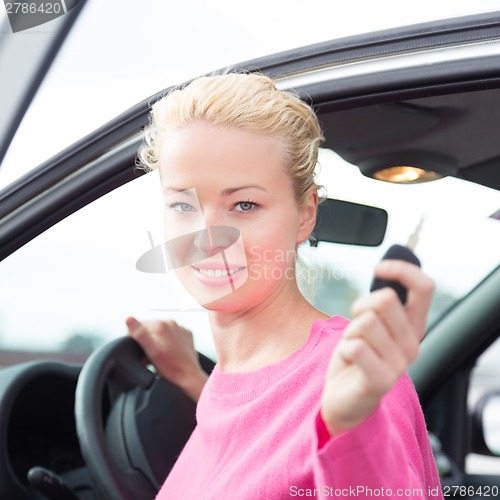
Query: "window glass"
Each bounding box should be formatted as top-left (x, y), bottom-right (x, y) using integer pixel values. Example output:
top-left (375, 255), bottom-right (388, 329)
top-left (304, 149), bottom-right (500, 328)
top-left (467, 337), bottom-right (500, 474)
top-left (0, 172), bottom-right (215, 363)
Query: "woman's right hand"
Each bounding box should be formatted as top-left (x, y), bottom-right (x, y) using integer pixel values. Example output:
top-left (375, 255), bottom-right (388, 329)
top-left (125, 317), bottom-right (208, 402)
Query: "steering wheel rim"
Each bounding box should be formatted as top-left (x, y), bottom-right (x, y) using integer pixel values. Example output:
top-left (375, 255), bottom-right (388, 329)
top-left (75, 336), bottom-right (212, 500)
top-left (75, 337), bottom-right (156, 499)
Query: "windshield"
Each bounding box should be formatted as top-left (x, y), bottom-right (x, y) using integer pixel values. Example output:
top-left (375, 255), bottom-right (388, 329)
top-left (308, 151), bottom-right (500, 328)
top-left (1, 0), bottom-right (500, 188)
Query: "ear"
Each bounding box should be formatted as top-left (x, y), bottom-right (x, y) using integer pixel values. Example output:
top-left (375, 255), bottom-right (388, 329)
top-left (296, 189), bottom-right (318, 244)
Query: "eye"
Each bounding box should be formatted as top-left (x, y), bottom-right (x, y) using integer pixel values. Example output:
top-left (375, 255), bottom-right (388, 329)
top-left (234, 201), bottom-right (259, 212)
top-left (166, 202), bottom-right (196, 213)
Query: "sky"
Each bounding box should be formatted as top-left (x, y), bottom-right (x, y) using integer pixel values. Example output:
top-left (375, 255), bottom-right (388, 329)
top-left (2, 0), bottom-right (500, 186)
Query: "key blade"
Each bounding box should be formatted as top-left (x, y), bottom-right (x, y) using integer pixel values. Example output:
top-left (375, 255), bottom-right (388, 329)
top-left (406, 214), bottom-right (426, 251)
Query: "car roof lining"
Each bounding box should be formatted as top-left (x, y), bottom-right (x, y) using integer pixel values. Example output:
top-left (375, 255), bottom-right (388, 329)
top-left (319, 86), bottom-right (500, 189)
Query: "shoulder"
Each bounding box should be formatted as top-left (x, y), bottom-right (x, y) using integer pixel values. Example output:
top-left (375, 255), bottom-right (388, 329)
top-left (382, 371), bottom-right (426, 432)
top-left (297, 315), bottom-right (350, 374)
top-left (309, 315), bottom-right (350, 351)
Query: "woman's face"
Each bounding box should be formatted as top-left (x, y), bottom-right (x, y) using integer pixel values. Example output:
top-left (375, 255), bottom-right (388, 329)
top-left (159, 122), bottom-right (316, 311)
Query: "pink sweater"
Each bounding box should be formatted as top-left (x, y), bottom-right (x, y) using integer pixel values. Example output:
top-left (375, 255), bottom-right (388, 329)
top-left (157, 316), bottom-right (443, 499)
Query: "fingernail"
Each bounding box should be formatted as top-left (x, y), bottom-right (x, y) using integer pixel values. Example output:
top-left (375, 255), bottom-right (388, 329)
top-left (125, 316), bottom-right (140, 329)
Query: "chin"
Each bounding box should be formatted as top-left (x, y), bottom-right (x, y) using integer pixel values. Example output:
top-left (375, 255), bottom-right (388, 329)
top-left (200, 295), bottom-right (258, 314)
top-left (192, 283), bottom-right (250, 311)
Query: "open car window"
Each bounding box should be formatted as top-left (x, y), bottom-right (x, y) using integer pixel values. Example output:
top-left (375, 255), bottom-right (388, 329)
top-left (0, 141), bottom-right (498, 365)
top-left (0, 172), bottom-right (215, 362)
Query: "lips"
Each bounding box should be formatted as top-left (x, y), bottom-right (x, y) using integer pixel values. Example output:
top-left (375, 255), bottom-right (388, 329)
top-left (190, 264), bottom-right (247, 289)
top-left (193, 266), bottom-right (245, 278)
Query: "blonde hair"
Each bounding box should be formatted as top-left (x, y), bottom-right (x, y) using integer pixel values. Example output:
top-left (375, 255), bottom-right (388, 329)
top-left (138, 73), bottom-right (324, 205)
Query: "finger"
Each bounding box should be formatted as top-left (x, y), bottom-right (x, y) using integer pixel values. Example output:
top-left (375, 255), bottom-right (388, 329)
top-left (125, 316), bottom-right (141, 331)
top-left (125, 316), bottom-right (157, 350)
top-left (374, 260), bottom-right (434, 328)
top-left (344, 311), bottom-right (412, 368)
top-left (351, 289), bottom-right (419, 361)
top-left (126, 316), bottom-right (147, 337)
top-left (352, 287), bottom-right (407, 334)
top-left (336, 337), bottom-right (395, 395)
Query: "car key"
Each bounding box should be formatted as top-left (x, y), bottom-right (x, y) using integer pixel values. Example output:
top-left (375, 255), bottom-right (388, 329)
top-left (370, 217), bottom-right (424, 305)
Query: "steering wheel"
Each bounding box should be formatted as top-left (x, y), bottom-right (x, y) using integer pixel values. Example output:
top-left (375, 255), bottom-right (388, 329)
top-left (75, 336), bottom-right (214, 500)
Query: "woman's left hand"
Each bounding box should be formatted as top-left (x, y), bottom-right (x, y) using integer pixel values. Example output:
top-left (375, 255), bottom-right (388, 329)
top-left (320, 259), bottom-right (435, 436)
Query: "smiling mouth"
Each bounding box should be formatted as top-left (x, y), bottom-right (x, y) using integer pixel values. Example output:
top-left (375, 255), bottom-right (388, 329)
top-left (192, 266), bottom-right (246, 278)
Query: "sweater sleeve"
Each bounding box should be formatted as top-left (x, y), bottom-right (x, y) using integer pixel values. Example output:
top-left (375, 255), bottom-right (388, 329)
top-left (312, 373), bottom-right (443, 499)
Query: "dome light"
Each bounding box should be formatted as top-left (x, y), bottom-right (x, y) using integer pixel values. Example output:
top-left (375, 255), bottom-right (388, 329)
top-left (373, 166), bottom-right (443, 184)
top-left (358, 151), bottom-right (456, 184)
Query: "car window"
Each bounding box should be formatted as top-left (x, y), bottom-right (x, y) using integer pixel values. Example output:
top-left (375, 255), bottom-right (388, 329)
top-left (303, 150), bottom-right (500, 328)
top-left (467, 337), bottom-right (500, 474)
top-left (1, 147), bottom-right (498, 366)
top-left (0, 171), bottom-right (216, 364)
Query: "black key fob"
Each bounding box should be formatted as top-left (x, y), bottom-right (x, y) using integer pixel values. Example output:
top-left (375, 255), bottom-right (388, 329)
top-left (370, 244), bottom-right (421, 305)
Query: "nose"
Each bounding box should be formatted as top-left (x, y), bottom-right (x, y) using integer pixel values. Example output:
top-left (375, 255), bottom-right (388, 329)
top-left (193, 226), bottom-right (240, 256)
top-left (193, 226), bottom-right (215, 255)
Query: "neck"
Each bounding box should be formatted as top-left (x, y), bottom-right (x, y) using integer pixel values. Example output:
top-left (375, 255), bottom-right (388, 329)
top-left (208, 281), bottom-right (329, 372)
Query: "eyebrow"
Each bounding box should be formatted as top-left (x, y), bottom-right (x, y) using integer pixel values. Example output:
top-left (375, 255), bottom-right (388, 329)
top-left (163, 187), bottom-right (196, 196)
top-left (163, 185), bottom-right (269, 196)
top-left (220, 185), bottom-right (269, 196)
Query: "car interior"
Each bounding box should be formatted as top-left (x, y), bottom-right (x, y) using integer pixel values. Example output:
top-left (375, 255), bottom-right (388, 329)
top-left (0, 6), bottom-right (499, 500)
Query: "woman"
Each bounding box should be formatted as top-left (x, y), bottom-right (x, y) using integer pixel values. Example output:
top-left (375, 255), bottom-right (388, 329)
top-left (126, 73), bottom-right (442, 499)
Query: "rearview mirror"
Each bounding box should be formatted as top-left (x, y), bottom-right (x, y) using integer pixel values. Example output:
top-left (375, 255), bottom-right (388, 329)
top-left (312, 198), bottom-right (387, 247)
